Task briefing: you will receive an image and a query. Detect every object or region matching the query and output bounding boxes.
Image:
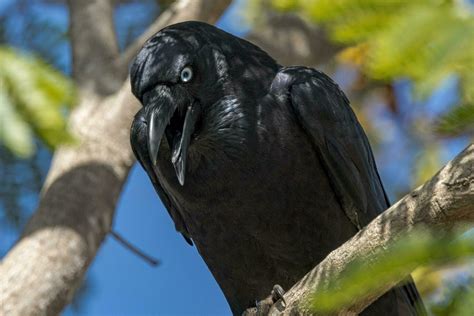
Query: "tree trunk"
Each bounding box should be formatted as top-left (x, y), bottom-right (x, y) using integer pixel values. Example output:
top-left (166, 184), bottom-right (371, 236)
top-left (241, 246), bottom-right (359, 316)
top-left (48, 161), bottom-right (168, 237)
top-left (0, 1), bottom-right (231, 315)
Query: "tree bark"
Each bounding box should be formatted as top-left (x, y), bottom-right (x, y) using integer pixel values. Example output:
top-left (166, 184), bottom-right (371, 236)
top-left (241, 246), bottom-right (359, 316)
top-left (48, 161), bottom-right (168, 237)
top-left (268, 143), bottom-right (474, 316)
top-left (246, 13), bottom-right (341, 68)
top-left (68, 0), bottom-right (121, 95)
top-left (0, 1), bottom-right (231, 315)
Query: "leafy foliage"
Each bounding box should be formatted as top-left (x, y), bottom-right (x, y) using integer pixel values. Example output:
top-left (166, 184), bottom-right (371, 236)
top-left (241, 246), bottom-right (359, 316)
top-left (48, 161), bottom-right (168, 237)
top-left (436, 104), bottom-right (474, 136)
top-left (0, 47), bottom-right (75, 157)
top-left (267, 0), bottom-right (474, 136)
top-left (430, 274), bottom-right (474, 316)
top-left (308, 229), bottom-right (474, 315)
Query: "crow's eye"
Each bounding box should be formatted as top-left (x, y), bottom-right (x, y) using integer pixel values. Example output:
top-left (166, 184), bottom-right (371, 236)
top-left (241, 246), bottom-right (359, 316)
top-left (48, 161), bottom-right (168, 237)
top-left (180, 66), bottom-right (193, 83)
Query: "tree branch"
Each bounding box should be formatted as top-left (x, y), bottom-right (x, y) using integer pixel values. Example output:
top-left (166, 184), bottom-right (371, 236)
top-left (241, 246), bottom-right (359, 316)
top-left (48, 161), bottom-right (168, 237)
top-left (268, 143), bottom-right (474, 315)
top-left (0, 1), bottom-right (231, 315)
top-left (109, 230), bottom-right (160, 266)
top-left (68, 0), bottom-right (121, 94)
top-left (246, 13), bottom-right (341, 68)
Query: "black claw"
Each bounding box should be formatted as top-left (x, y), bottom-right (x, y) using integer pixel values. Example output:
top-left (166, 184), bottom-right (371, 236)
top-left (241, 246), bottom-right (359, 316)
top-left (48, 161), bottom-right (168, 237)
top-left (243, 285), bottom-right (286, 316)
top-left (271, 284), bottom-right (286, 306)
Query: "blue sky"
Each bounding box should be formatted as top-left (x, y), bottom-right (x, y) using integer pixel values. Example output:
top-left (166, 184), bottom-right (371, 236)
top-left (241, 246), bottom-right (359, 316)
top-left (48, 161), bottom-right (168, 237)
top-left (1, 1), bottom-right (470, 315)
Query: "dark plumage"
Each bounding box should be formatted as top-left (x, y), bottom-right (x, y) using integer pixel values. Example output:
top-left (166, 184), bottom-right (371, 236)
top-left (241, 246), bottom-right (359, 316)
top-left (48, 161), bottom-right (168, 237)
top-left (130, 21), bottom-right (424, 315)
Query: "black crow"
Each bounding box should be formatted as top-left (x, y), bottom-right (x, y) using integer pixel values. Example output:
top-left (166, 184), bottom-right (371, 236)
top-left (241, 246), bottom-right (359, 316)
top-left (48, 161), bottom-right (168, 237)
top-left (130, 21), bottom-right (424, 315)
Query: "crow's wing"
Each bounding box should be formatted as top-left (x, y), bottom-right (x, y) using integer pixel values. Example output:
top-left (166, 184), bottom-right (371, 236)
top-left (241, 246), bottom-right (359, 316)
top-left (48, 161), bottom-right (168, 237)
top-left (273, 66), bottom-right (425, 314)
top-left (130, 108), bottom-right (192, 245)
top-left (274, 66), bottom-right (389, 228)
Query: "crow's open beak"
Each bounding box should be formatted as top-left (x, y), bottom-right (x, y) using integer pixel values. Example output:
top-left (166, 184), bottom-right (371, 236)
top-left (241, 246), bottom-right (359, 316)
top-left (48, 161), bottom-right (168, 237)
top-left (147, 96), bottom-right (200, 186)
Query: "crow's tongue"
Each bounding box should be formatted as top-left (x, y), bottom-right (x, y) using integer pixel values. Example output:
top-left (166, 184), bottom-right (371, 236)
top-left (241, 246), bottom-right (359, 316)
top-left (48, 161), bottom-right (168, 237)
top-left (169, 102), bottom-right (201, 186)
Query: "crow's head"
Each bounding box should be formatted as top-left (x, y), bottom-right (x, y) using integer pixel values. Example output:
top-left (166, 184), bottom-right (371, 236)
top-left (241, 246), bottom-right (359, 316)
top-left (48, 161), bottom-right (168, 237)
top-left (130, 21), bottom-right (279, 185)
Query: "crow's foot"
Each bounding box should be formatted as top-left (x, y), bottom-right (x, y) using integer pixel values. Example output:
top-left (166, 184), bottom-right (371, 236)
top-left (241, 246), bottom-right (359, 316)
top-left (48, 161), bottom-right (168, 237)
top-left (242, 284), bottom-right (286, 316)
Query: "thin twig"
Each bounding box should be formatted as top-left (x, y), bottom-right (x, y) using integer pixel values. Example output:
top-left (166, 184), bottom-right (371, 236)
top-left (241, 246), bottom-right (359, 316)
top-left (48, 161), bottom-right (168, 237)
top-left (109, 229), bottom-right (160, 266)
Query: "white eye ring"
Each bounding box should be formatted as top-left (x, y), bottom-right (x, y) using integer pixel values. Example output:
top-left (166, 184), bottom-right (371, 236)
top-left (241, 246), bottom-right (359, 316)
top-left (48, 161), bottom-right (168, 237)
top-left (180, 66), bottom-right (193, 83)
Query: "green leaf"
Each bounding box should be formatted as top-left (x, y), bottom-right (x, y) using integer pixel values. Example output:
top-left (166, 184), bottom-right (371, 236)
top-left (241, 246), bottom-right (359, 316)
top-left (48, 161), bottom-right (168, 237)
top-left (0, 83), bottom-right (34, 157)
top-left (0, 46), bottom-right (76, 157)
top-left (308, 230), bottom-right (474, 313)
top-left (452, 281), bottom-right (474, 316)
top-left (436, 103), bottom-right (474, 136)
